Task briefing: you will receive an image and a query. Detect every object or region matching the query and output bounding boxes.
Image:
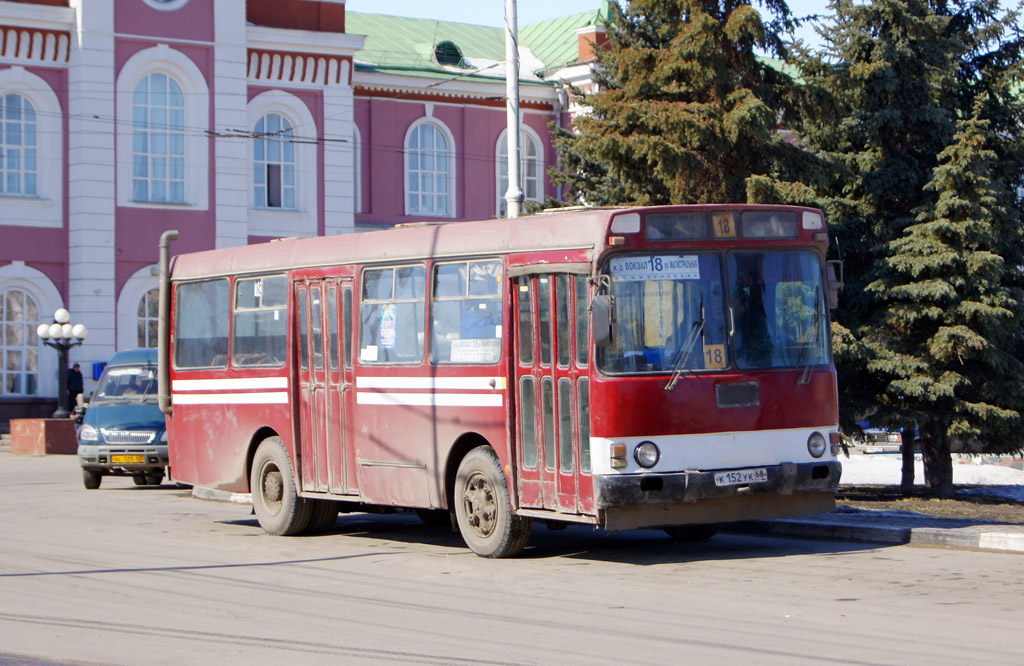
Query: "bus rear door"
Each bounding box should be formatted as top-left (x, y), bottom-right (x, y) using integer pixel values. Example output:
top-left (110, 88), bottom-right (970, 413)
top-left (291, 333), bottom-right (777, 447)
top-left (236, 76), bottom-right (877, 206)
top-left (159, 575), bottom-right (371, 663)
top-left (295, 278), bottom-right (354, 495)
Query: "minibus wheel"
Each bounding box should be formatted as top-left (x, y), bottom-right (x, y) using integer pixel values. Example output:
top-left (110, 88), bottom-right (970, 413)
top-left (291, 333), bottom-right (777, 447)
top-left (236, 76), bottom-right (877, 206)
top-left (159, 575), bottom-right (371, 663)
top-left (454, 446), bottom-right (532, 558)
top-left (82, 469), bottom-right (101, 490)
top-left (251, 436), bottom-right (312, 536)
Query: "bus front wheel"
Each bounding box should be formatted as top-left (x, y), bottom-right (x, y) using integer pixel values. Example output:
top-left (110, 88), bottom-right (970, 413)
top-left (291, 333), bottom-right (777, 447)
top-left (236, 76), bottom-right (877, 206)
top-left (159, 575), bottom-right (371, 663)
top-left (251, 437), bottom-right (312, 536)
top-left (454, 446), bottom-right (532, 558)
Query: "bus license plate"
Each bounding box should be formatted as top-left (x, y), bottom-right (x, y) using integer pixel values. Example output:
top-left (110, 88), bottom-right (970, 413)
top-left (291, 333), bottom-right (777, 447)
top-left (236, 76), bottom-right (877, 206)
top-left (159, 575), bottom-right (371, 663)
top-left (111, 455), bottom-right (145, 464)
top-left (714, 467), bottom-right (768, 487)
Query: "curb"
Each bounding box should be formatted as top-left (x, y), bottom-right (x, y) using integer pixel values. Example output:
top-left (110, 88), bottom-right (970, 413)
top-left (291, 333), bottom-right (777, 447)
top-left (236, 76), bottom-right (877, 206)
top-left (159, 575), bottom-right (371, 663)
top-left (730, 514), bottom-right (1024, 553)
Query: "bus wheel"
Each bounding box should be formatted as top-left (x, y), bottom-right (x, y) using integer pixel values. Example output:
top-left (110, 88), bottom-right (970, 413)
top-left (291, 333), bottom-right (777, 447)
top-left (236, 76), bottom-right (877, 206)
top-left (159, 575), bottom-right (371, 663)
top-left (454, 447), bottom-right (532, 558)
top-left (82, 469), bottom-right (101, 490)
top-left (251, 437), bottom-right (312, 536)
top-left (664, 524), bottom-right (720, 542)
top-left (145, 470), bottom-right (165, 486)
top-left (305, 500), bottom-right (339, 534)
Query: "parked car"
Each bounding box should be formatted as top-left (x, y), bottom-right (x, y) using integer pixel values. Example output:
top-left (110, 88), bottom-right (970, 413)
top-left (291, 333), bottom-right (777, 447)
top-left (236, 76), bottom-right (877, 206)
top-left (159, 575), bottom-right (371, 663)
top-left (77, 349), bottom-right (168, 489)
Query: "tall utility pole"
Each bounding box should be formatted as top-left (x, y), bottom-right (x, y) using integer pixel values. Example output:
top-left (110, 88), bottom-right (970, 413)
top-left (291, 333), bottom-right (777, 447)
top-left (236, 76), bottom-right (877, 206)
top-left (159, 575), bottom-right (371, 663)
top-left (504, 0), bottom-right (524, 218)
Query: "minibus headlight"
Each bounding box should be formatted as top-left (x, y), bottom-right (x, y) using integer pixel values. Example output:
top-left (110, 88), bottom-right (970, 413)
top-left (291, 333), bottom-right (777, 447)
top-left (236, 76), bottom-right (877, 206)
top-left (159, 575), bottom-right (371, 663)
top-left (634, 441), bottom-right (660, 468)
top-left (79, 424), bottom-right (99, 443)
top-left (159, 430), bottom-right (168, 443)
top-left (807, 432), bottom-right (827, 458)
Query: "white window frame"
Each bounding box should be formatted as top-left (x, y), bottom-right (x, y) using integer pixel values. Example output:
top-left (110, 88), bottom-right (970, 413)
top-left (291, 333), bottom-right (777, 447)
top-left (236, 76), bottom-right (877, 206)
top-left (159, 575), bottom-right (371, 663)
top-left (253, 112), bottom-right (296, 210)
top-left (0, 67), bottom-right (63, 228)
top-left (495, 125), bottom-right (544, 218)
top-left (116, 45), bottom-right (209, 210)
top-left (404, 117), bottom-right (456, 218)
top-left (116, 265), bottom-right (159, 351)
top-left (352, 123), bottom-right (362, 214)
top-left (0, 261), bottom-right (62, 398)
top-left (131, 72), bottom-right (187, 204)
top-left (247, 90), bottom-right (318, 237)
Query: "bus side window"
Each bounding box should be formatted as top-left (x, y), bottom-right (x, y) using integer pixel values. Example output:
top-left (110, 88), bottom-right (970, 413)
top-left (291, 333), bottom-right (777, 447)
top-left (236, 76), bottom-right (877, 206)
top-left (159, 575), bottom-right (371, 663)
top-left (174, 279), bottom-right (229, 369)
top-left (359, 265), bottom-right (426, 364)
top-left (431, 259), bottom-right (502, 365)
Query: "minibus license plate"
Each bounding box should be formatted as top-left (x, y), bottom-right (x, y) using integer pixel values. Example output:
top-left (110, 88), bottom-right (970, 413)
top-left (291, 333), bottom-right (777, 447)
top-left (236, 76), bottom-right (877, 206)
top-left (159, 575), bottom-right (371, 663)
top-left (714, 467), bottom-right (767, 487)
top-left (111, 455), bottom-right (145, 464)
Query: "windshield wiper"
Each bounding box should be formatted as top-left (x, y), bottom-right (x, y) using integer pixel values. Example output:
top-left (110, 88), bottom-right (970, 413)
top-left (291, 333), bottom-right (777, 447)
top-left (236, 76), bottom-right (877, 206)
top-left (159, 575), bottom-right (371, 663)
top-left (665, 297), bottom-right (705, 391)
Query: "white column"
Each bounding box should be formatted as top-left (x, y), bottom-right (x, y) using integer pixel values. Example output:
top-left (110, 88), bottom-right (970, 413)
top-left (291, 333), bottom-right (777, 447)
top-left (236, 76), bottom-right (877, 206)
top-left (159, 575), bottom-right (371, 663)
top-left (323, 60), bottom-right (355, 237)
top-left (214, 0), bottom-right (250, 248)
top-left (67, 0), bottom-right (116, 363)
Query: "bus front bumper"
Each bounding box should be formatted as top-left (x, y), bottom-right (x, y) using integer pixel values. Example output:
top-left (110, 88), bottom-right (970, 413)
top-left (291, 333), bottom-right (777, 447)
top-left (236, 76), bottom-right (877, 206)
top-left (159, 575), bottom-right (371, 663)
top-left (594, 460), bottom-right (842, 531)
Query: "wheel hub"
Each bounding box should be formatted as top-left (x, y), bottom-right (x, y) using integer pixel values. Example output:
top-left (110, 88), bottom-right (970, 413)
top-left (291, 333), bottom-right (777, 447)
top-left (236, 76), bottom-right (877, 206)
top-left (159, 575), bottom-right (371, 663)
top-left (463, 471), bottom-right (497, 537)
top-left (263, 468), bottom-right (283, 504)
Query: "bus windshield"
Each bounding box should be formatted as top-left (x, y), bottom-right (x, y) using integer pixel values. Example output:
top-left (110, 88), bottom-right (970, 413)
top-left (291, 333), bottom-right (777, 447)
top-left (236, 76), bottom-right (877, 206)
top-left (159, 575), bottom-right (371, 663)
top-left (729, 250), bottom-right (830, 370)
top-left (92, 365), bottom-right (159, 405)
top-left (598, 253), bottom-right (728, 374)
top-left (597, 250), bottom-right (830, 374)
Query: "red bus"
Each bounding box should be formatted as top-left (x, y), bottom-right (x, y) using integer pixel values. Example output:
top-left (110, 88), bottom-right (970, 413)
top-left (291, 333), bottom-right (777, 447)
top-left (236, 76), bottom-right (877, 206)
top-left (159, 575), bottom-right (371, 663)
top-left (157, 205), bottom-right (844, 557)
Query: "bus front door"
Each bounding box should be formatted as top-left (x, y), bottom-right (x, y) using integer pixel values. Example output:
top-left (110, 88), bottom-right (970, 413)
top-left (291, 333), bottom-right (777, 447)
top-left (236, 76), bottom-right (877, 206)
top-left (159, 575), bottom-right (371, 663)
top-left (296, 279), bottom-right (354, 495)
top-left (514, 273), bottom-right (592, 515)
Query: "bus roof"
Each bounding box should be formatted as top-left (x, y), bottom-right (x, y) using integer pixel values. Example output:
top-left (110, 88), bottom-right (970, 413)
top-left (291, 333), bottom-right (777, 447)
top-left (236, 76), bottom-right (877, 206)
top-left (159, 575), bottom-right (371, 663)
top-left (171, 207), bottom-right (616, 281)
top-left (169, 204), bottom-right (823, 281)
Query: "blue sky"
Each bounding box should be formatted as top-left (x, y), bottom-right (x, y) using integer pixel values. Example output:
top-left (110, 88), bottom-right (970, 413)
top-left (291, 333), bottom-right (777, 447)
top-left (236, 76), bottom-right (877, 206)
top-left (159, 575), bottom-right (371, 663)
top-left (346, 1), bottom-right (826, 47)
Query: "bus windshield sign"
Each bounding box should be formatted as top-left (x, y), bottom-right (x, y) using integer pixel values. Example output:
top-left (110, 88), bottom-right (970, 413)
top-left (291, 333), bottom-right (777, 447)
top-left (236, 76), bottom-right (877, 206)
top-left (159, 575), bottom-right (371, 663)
top-left (609, 255), bottom-right (701, 282)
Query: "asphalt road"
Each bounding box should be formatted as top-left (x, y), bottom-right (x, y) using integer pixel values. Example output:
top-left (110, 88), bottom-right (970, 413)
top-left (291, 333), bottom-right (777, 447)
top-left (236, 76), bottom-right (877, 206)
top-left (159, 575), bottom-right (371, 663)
top-left (1, 454), bottom-right (1022, 666)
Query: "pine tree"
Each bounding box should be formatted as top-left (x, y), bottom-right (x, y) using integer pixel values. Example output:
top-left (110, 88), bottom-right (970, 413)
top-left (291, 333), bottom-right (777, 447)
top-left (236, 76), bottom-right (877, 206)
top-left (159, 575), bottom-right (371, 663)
top-left (550, 0), bottom-right (805, 205)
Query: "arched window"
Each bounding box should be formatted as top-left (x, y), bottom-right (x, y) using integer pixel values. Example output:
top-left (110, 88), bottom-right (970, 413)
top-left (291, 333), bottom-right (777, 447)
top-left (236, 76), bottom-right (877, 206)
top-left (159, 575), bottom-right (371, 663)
top-left (0, 93), bottom-right (37, 197)
top-left (496, 127), bottom-right (543, 217)
top-left (1, 288), bottom-right (40, 395)
top-left (132, 73), bottom-right (186, 203)
top-left (405, 120), bottom-right (455, 218)
top-left (137, 287), bottom-right (159, 348)
top-left (253, 113), bottom-right (295, 209)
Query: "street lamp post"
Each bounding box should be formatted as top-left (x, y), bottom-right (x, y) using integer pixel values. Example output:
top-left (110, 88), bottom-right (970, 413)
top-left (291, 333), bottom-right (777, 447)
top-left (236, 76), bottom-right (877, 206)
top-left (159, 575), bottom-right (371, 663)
top-left (36, 309), bottom-right (88, 418)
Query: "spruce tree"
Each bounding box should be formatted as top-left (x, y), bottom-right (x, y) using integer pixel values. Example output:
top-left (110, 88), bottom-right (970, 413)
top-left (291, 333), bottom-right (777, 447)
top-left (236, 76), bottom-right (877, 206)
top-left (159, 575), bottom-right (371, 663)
top-left (795, 0), bottom-right (1024, 493)
top-left (866, 103), bottom-right (1024, 495)
top-left (550, 0), bottom-right (804, 205)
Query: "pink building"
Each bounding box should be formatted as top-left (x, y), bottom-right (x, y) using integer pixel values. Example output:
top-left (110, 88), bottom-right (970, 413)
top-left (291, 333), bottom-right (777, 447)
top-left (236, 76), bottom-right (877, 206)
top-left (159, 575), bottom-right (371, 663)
top-left (0, 0), bottom-right (608, 425)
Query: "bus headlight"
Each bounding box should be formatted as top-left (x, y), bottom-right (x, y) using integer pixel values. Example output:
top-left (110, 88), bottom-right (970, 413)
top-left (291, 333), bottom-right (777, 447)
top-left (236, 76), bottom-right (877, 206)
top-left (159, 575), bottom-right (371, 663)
top-left (634, 441), bottom-right (660, 468)
top-left (79, 424), bottom-right (99, 443)
top-left (807, 432), bottom-right (827, 458)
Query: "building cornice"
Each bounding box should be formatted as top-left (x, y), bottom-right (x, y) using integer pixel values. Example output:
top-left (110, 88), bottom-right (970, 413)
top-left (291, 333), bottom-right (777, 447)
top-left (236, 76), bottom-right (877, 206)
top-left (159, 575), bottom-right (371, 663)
top-left (353, 68), bottom-right (558, 106)
top-left (0, 1), bottom-right (74, 32)
top-left (246, 24), bottom-right (364, 58)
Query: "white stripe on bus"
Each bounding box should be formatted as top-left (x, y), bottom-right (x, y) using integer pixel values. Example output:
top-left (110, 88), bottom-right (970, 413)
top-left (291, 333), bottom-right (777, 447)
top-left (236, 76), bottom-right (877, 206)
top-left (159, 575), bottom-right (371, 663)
top-left (356, 392), bottom-right (503, 407)
top-left (173, 392), bottom-right (289, 405)
top-left (173, 377), bottom-right (288, 391)
top-left (355, 376), bottom-right (507, 391)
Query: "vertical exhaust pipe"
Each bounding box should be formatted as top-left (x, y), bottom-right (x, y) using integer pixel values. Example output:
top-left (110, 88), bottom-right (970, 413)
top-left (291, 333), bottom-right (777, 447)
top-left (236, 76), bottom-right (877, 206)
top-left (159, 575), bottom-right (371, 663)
top-left (158, 230), bottom-right (178, 416)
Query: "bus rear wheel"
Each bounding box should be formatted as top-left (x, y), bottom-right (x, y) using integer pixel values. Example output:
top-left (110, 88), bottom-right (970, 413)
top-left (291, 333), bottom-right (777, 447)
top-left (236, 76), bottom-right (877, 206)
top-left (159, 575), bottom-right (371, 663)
top-left (251, 437), bottom-right (312, 536)
top-left (454, 446), bottom-right (531, 558)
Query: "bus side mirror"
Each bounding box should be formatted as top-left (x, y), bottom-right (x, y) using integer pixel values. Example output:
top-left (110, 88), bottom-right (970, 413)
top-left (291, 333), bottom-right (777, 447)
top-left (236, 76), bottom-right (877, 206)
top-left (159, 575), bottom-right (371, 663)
top-left (826, 260), bottom-right (844, 310)
top-left (591, 294), bottom-right (615, 347)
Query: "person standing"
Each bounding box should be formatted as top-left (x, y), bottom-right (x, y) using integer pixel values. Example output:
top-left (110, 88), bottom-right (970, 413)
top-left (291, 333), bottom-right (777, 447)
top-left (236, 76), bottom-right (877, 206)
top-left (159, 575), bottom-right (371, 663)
top-left (67, 363), bottom-right (84, 411)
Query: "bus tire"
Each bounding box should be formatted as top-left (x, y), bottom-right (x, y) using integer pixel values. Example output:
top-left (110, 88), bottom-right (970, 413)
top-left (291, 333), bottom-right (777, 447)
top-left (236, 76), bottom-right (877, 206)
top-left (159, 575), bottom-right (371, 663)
top-left (664, 524), bottom-right (720, 542)
top-left (145, 470), bottom-right (165, 486)
top-left (454, 446), bottom-right (532, 558)
top-left (305, 499), bottom-right (339, 534)
top-left (82, 469), bottom-right (101, 490)
top-left (251, 437), bottom-right (312, 536)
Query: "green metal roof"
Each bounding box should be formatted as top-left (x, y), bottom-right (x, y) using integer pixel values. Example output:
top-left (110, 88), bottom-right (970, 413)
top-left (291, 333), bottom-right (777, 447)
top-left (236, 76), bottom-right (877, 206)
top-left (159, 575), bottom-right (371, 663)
top-left (520, 4), bottom-right (612, 73)
top-left (347, 5), bottom-right (610, 81)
